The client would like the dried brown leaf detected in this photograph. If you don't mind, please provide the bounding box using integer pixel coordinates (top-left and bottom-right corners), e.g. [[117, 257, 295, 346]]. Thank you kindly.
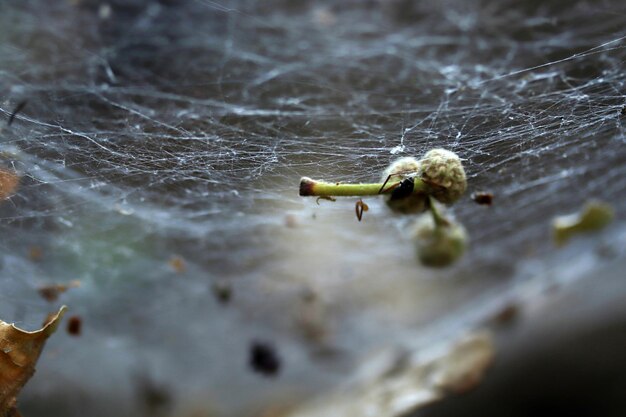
[[0, 306, 66, 417]]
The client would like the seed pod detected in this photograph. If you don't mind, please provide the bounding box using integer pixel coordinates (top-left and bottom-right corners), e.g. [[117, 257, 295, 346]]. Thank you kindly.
[[380, 157, 428, 214], [413, 213, 467, 267], [419, 149, 467, 204]]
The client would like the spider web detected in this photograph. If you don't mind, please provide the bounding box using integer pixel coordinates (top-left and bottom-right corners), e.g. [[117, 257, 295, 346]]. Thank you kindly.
[[1, 0, 625, 416]]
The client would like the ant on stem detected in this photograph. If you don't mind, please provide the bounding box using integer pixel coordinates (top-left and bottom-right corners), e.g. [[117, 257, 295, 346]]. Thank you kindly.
[[378, 171, 417, 201]]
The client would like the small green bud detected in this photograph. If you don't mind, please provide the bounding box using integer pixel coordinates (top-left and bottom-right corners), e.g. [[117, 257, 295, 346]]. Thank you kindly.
[[413, 213, 468, 267], [419, 149, 467, 204], [381, 157, 428, 214]]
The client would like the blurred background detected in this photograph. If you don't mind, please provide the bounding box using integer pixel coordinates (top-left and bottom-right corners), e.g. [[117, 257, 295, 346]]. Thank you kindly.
[[1, 0, 625, 416]]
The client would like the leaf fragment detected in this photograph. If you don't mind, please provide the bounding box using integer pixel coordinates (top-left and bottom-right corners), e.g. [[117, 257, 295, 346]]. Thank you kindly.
[[552, 200, 614, 246], [0, 306, 66, 417]]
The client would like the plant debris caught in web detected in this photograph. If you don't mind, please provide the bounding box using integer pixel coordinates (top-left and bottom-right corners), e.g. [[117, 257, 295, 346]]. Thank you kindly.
[[552, 201, 614, 246], [0, 307, 65, 417], [471, 192, 494, 206], [37, 280, 81, 302]]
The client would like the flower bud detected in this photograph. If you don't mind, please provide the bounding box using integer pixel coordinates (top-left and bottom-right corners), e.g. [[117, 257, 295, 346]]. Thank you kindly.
[[419, 149, 467, 204], [380, 157, 428, 214], [413, 213, 467, 267]]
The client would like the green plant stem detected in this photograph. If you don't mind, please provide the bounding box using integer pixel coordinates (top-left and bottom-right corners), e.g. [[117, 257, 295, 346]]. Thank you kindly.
[[299, 176, 428, 197], [428, 196, 450, 227]]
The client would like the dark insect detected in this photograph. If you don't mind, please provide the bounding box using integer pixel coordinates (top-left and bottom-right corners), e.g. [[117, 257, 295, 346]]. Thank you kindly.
[[389, 177, 415, 201], [622, 106, 626, 116], [355, 199, 369, 221], [67, 315, 82, 336], [7, 100, 27, 126], [471, 191, 494, 206], [249, 341, 281, 377], [378, 172, 416, 200]]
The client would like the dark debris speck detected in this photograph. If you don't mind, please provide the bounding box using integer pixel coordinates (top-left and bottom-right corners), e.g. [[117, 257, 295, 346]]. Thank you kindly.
[[136, 375, 172, 414], [67, 315, 82, 336], [471, 191, 494, 206], [212, 280, 232, 304], [249, 341, 281, 377]]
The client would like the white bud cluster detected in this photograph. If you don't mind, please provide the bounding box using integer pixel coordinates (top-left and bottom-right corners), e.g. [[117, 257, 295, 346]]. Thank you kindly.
[[418, 148, 467, 204]]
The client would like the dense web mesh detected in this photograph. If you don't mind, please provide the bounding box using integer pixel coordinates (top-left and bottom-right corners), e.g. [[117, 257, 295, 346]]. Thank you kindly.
[[0, 0, 625, 416]]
